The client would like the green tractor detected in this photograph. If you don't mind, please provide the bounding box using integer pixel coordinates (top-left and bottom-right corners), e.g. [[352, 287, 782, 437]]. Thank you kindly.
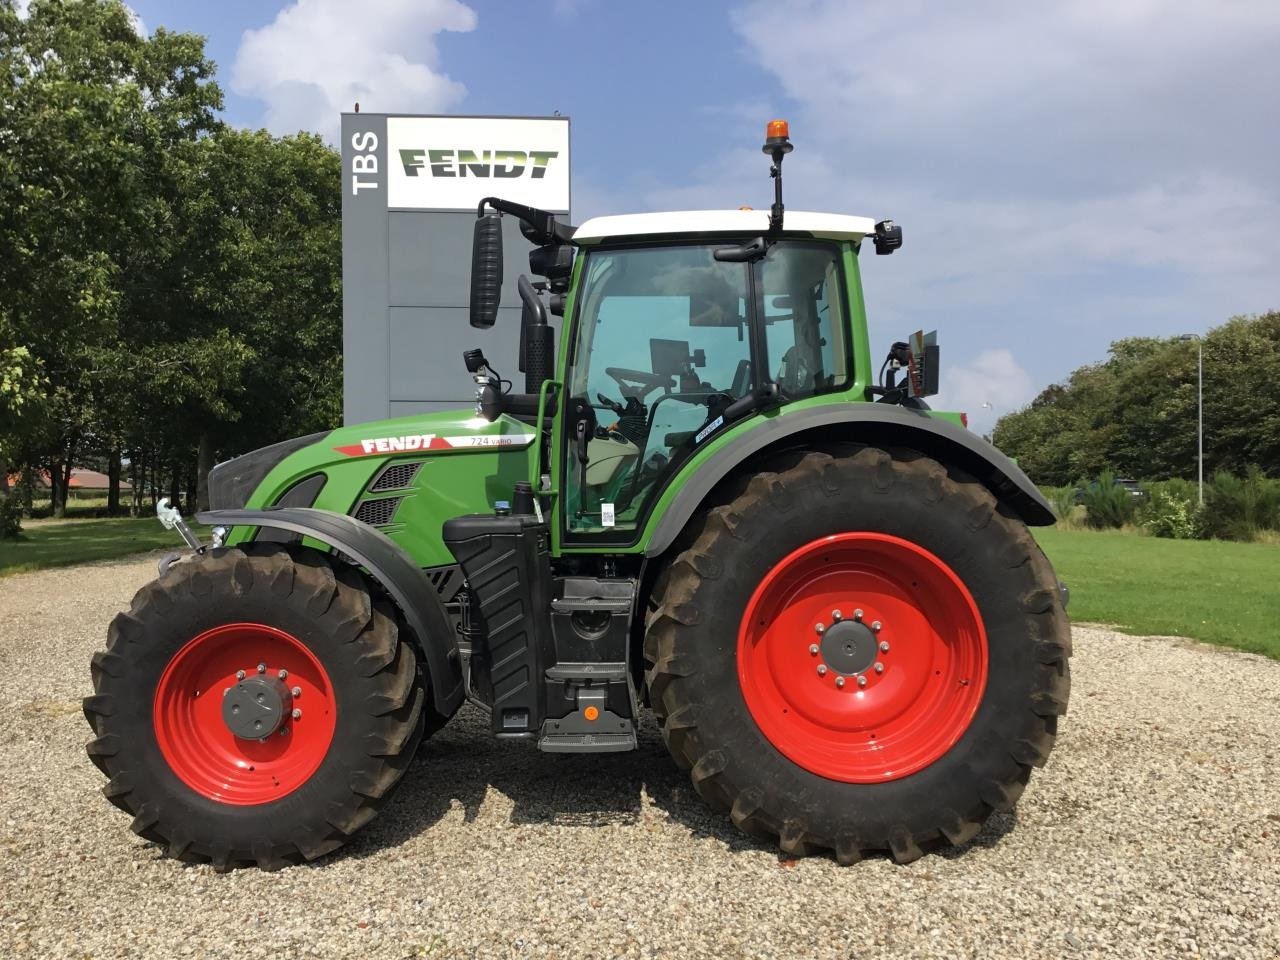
[[85, 122, 1069, 869]]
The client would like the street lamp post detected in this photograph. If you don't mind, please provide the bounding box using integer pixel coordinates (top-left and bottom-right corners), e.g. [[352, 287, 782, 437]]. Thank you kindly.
[[1178, 334, 1204, 505]]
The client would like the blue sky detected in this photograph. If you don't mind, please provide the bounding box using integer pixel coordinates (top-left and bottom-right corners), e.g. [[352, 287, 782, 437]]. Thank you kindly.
[[118, 0, 1280, 431]]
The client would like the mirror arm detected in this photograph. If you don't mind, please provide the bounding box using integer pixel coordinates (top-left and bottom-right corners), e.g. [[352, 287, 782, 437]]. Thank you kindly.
[[478, 197, 575, 245]]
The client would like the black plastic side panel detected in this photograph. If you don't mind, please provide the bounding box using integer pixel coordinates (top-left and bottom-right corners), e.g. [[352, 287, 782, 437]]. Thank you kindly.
[[196, 507, 463, 715], [207, 431, 329, 511], [257, 473, 327, 544], [442, 514, 554, 736], [645, 404, 1056, 557]]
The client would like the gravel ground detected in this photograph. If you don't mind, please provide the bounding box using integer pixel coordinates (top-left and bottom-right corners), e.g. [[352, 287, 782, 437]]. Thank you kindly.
[[1, 554, 1277, 960]]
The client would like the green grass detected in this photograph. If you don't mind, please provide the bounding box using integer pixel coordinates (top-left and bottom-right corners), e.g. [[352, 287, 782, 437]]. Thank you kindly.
[[1034, 526, 1280, 659], [0, 517, 207, 576]]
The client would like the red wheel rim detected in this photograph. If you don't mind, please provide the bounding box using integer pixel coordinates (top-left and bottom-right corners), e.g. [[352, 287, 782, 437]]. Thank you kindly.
[[738, 533, 987, 783], [152, 623, 337, 805]]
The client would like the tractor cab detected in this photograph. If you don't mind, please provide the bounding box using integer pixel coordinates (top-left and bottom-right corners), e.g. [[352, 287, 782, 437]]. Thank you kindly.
[[463, 119, 916, 546], [561, 213, 867, 537]]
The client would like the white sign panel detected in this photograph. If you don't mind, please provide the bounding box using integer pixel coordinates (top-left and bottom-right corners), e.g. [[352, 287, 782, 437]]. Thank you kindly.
[[385, 116, 570, 212]]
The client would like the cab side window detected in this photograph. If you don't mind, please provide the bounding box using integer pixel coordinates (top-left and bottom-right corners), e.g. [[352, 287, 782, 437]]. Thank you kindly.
[[759, 244, 848, 398]]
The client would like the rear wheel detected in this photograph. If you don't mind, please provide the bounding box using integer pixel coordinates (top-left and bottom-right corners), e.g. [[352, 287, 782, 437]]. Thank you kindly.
[[644, 446, 1071, 863], [84, 544, 427, 870]]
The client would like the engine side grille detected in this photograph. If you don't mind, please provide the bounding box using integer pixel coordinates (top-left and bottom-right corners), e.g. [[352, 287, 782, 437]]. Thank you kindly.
[[353, 496, 403, 526], [370, 461, 422, 492]]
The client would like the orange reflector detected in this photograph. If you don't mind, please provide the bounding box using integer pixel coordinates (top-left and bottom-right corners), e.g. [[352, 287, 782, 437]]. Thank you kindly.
[[738, 205, 753, 211], [766, 119, 790, 140], [960, 412, 969, 428], [583, 705, 600, 721]]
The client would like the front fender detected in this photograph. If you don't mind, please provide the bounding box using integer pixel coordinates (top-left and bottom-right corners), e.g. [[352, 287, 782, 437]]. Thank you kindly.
[[197, 507, 463, 716], [644, 404, 1054, 558]]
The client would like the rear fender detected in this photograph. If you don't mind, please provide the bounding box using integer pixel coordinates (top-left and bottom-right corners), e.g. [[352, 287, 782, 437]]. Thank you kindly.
[[644, 404, 1054, 558], [197, 507, 463, 715]]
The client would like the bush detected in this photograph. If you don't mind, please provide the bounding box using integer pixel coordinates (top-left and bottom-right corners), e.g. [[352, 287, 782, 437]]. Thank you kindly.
[[1080, 471, 1138, 529], [1042, 486, 1082, 526], [1139, 489, 1199, 539], [0, 494, 22, 540], [1201, 468, 1280, 541]]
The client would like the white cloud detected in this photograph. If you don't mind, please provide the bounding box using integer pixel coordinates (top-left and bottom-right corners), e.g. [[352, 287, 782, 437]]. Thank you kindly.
[[734, 0, 1280, 199], [230, 0, 477, 142], [939, 348, 1035, 436], [636, 0, 1280, 398]]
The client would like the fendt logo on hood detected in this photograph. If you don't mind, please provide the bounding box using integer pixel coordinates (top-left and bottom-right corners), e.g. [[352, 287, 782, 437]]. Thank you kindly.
[[334, 432, 537, 457], [399, 149, 559, 179]]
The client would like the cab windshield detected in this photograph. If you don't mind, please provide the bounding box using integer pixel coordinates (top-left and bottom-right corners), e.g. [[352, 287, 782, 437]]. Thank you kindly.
[[564, 239, 848, 537]]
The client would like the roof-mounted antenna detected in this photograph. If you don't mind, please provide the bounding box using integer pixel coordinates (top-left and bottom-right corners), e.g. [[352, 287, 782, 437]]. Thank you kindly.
[[762, 119, 793, 232]]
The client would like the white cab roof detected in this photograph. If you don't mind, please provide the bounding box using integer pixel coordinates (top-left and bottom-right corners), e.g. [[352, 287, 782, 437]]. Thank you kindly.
[[572, 209, 877, 244]]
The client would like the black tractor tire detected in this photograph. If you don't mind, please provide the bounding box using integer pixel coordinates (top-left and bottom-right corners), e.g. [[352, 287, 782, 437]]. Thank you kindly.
[[644, 446, 1071, 864], [83, 543, 428, 870]]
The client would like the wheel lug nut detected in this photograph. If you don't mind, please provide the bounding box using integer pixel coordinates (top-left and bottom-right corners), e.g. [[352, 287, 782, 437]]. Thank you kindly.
[[280, 727, 289, 736], [871, 621, 882, 633], [832, 609, 842, 621], [817, 665, 828, 677], [291, 708, 302, 720], [854, 609, 864, 621], [291, 686, 302, 698], [235, 670, 246, 680], [808, 644, 819, 656], [814, 623, 825, 635], [879, 640, 890, 653], [257, 663, 266, 674], [874, 662, 885, 674], [835, 676, 845, 688], [858, 675, 868, 687], [277, 669, 288, 680]]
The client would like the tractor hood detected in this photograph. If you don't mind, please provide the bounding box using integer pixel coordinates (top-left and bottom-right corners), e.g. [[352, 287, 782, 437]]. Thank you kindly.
[[208, 410, 538, 513]]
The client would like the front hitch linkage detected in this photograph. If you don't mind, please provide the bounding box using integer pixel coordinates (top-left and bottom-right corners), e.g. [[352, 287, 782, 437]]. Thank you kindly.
[[155, 498, 225, 574]]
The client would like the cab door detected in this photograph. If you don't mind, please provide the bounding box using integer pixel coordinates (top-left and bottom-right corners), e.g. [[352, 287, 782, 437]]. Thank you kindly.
[[559, 242, 754, 540], [558, 238, 852, 545]]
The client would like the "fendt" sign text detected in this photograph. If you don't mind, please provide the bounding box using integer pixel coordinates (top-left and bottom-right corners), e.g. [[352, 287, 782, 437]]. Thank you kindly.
[[384, 116, 569, 211], [400, 149, 559, 179]]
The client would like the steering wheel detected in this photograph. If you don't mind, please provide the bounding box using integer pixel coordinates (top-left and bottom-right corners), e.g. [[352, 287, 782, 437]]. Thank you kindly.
[[604, 367, 674, 398]]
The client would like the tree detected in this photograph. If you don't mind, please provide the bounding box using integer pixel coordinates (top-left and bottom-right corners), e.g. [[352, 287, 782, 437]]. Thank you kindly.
[[170, 128, 342, 506], [994, 312, 1280, 486], [1, 0, 221, 514]]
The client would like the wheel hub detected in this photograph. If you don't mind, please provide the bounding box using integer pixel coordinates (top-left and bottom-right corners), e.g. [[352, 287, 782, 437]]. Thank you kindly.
[[819, 619, 878, 676], [221, 675, 293, 740]]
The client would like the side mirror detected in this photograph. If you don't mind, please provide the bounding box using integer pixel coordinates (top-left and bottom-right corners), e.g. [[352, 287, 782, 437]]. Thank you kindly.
[[469, 212, 503, 328], [905, 330, 939, 397]]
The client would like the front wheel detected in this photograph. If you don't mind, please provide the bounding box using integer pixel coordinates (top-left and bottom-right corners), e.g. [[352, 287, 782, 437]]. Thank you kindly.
[[84, 544, 427, 870], [644, 446, 1071, 863]]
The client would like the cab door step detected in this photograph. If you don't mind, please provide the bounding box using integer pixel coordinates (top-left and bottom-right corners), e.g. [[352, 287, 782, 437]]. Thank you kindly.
[[538, 666, 638, 753]]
